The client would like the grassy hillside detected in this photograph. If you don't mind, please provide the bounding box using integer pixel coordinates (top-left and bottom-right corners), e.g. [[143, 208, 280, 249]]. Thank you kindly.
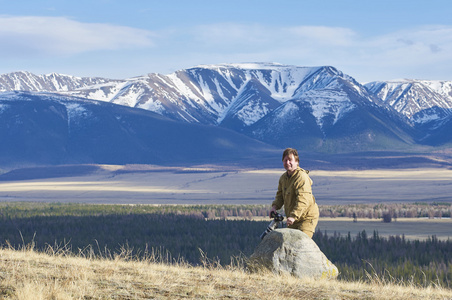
[[1, 248, 451, 299], [1, 202, 451, 288]]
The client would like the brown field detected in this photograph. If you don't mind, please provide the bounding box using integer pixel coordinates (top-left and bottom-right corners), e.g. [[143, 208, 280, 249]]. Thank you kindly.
[[317, 217, 452, 241]]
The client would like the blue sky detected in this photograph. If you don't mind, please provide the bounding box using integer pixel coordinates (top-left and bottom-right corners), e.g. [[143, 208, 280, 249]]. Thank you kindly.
[[1, 0, 451, 82]]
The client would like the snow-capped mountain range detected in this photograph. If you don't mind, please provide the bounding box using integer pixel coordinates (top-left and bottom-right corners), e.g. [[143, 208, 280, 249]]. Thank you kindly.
[[1, 63, 451, 167], [3, 63, 451, 128], [365, 79, 452, 124], [2, 64, 368, 129]]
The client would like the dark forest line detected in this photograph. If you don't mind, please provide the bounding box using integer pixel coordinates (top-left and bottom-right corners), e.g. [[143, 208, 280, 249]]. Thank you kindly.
[[0, 201, 451, 219]]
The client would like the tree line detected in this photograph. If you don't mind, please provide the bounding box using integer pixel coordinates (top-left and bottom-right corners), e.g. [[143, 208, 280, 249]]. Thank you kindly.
[[0, 208, 263, 265], [319, 202, 452, 219], [1, 202, 449, 220]]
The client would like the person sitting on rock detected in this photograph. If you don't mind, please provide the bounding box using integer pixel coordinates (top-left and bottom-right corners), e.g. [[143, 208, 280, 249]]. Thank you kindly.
[[269, 148, 319, 238]]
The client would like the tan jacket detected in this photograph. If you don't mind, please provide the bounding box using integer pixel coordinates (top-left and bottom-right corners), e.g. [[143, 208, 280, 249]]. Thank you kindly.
[[272, 167, 319, 235]]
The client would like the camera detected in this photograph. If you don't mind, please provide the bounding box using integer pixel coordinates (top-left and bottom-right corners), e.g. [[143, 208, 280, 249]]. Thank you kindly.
[[260, 211, 284, 239]]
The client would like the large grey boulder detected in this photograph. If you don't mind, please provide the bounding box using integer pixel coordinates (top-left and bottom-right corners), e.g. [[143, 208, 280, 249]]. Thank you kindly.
[[249, 228, 338, 279]]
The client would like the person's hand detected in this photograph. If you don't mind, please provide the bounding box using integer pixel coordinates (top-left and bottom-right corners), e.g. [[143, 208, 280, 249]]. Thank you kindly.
[[287, 217, 295, 226], [269, 206, 277, 218]]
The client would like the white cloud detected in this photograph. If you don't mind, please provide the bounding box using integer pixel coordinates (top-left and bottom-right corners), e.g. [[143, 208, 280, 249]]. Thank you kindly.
[[168, 23, 452, 81], [190, 23, 355, 49], [2, 16, 452, 82], [336, 25, 452, 80], [0, 16, 155, 57], [284, 26, 357, 46]]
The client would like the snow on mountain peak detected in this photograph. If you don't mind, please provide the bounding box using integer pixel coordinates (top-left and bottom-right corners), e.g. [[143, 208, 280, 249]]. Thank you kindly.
[[195, 62, 285, 70], [365, 79, 452, 124], [302, 89, 356, 128], [237, 99, 271, 126]]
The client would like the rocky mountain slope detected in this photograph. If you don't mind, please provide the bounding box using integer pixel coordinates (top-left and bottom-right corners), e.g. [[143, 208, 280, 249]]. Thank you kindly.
[[0, 91, 276, 167], [365, 79, 452, 123]]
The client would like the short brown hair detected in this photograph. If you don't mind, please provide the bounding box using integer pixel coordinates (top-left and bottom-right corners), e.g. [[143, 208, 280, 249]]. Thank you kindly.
[[282, 148, 299, 162]]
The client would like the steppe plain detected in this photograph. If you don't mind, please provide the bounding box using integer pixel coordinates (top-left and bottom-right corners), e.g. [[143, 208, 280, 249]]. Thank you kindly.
[[0, 164, 451, 240], [1, 164, 451, 204]]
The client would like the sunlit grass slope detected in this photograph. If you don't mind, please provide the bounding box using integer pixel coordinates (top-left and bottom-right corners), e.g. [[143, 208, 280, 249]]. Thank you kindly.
[[1, 248, 451, 299]]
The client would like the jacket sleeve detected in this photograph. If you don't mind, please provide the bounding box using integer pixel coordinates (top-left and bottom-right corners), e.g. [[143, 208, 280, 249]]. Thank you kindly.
[[289, 174, 313, 220], [271, 176, 284, 210]]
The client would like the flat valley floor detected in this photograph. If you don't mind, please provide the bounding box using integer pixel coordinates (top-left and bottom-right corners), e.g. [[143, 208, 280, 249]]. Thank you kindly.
[[0, 165, 451, 240], [1, 166, 451, 204]]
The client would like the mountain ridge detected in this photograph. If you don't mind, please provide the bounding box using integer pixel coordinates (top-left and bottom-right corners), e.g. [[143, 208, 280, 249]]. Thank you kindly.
[[1, 63, 451, 168], [3, 64, 451, 130]]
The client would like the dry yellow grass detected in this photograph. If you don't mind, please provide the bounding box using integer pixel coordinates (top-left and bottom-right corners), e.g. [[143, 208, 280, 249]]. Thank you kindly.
[[1, 248, 451, 300]]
